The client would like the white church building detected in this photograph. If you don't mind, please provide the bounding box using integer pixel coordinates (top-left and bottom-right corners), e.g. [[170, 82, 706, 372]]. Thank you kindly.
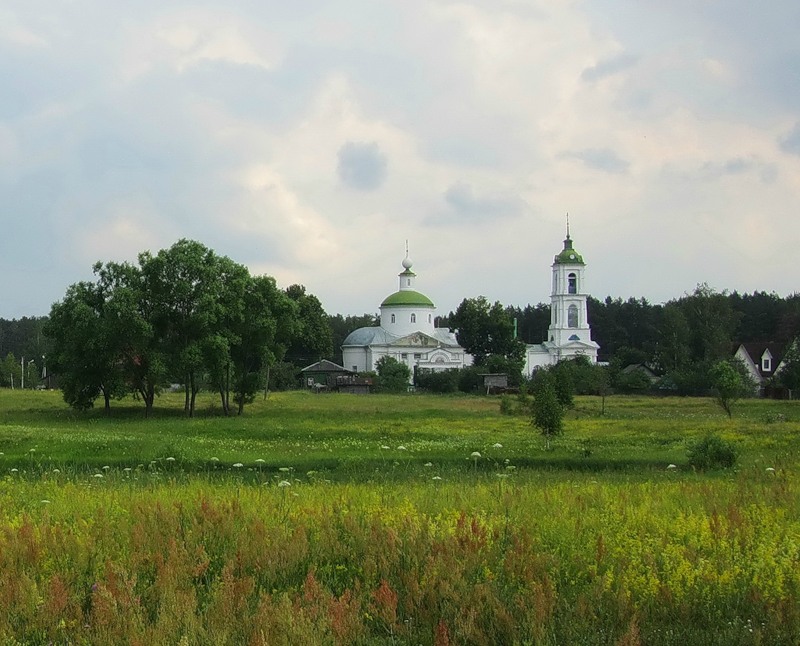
[[524, 229, 600, 376], [341, 255, 471, 376]]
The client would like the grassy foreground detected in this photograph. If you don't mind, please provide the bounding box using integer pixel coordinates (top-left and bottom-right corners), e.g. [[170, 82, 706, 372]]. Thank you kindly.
[[0, 390, 799, 644]]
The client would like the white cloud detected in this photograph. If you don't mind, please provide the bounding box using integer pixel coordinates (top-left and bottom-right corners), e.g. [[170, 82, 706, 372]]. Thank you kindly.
[[2, 0, 800, 318]]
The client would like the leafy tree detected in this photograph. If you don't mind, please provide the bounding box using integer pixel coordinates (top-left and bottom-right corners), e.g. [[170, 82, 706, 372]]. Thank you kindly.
[[139, 240, 235, 417], [451, 296, 525, 380], [537, 361, 575, 409], [709, 359, 752, 418], [775, 341, 800, 392], [0, 353, 20, 388], [530, 372, 564, 449], [45, 280, 126, 412], [654, 303, 691, 372], [375, 356, 411, 392], [284, 285, 334, 366], [680, 284, 740, 363], [46, 239, 311, 417], [97, 259, 167, 418], [228, 275, 297, 414]]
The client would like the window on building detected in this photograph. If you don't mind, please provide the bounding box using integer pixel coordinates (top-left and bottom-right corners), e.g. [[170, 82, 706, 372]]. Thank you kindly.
[[568, 304, 578, 328], [428, 314, 432, 323], [411, 313, 416, 323], [352, 366, 358, 372], [414, 353, 421, 359], [401, 353, 408, 359], [763, 356, 772, 372], [391, 314, 395, 324], [568, 273, 577, 294], [407, 278, 411, 286]]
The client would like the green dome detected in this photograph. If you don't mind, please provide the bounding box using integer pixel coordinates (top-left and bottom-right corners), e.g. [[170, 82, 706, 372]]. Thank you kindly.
[[381, 290, 435, 307], [554, 237, 585, 264]]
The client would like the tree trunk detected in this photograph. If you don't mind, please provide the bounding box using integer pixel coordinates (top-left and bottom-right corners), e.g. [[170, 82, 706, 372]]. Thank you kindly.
[[190, 375, 198, 418]]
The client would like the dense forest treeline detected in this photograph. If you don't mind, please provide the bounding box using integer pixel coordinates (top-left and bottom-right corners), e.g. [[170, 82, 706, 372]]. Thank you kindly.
[[2, 284, 800, 394]]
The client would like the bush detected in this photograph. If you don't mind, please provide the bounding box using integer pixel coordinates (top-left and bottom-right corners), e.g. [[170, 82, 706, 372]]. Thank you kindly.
[[499, 394, 515, 415], [457, 367, 482, 394], [687, 434, 738, 470], [375, 356, 411, 393], [415, 369, 459, 393]]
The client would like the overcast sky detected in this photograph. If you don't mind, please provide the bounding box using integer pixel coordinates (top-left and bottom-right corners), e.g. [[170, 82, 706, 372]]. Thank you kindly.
[[2, 1, 800, 319]]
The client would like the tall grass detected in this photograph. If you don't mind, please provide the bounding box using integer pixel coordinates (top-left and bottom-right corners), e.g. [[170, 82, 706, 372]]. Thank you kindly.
[[0, 390, 799, 643]]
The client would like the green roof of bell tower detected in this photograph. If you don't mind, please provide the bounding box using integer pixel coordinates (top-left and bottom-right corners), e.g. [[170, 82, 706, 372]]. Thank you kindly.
[[554, 235, 585, 264]]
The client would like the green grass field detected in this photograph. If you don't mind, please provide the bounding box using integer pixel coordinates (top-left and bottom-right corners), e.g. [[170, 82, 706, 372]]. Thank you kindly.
[[1, 390, 799, 644]]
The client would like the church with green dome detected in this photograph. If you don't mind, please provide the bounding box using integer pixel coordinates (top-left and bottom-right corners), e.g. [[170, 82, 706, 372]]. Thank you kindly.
[[341, 254, 471, 376]]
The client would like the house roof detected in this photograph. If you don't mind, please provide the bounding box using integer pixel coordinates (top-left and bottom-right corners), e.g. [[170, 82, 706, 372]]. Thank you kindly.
[[301, 359, 352, 373], [735, 341, 788, 380]]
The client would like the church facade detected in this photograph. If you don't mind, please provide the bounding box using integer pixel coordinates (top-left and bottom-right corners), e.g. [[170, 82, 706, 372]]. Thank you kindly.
[[523, 231, 600, 376], [341, 255, 471, 376]]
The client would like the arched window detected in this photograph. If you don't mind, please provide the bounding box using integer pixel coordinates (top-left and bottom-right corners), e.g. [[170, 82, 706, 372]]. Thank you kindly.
[[428, 314, 432, 323], [411, 313, 416, 323], [391, 314, 395, 324], [568, 304, 578, 328], [568, 273, 577, 294], [407, 279, 411, 286]]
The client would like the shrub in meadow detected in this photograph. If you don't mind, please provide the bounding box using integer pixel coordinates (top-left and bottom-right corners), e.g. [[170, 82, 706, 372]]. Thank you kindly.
[[687, 434, 738, 470]]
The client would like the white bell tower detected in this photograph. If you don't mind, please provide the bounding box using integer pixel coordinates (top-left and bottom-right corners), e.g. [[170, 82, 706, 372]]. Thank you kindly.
[[546, 220, 598, 360]]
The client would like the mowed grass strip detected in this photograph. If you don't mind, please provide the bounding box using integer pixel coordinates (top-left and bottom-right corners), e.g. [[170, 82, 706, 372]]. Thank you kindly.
[[1, 389, 798, 477]]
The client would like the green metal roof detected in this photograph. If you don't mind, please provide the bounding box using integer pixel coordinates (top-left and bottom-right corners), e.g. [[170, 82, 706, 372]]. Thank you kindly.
[[380, 290, 435, 307], [554, 237, 585, 264]]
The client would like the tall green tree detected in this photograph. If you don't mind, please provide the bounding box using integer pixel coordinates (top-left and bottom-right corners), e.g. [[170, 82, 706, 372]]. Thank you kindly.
[[530, 371, 564, 449], [95, 259, 167, 418], [45, 280, 126, 413], [680, 284, 740, 363], [451, 296, 525, 378], [228, 275, 298, 415], [655, 303, 691, 372], [284, 285, 333, 365], [139, 240, 234, 417]]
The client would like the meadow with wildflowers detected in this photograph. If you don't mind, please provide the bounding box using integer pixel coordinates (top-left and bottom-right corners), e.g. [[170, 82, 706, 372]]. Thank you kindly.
[[1, 389, 799, 644]]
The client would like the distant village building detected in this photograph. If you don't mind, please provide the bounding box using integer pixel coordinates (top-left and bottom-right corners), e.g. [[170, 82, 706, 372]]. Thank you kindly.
[[300, 359, 374, 394], [341, 254, 471, 377], [734, 342, 789, 393], [524, 229, 600, 376]]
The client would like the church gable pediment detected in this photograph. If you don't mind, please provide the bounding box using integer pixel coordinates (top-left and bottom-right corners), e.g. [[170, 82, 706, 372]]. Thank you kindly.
[[390, 331, 438, 347]]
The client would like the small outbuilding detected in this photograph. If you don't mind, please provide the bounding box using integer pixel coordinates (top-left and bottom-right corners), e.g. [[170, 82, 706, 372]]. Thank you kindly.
[[301, 360, 354, 390]]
